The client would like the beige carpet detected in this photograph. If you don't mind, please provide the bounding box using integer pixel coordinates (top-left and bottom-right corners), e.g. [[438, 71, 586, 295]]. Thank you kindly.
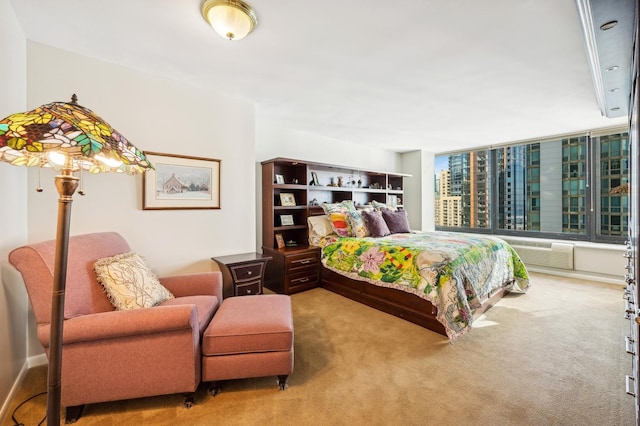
[[3, 272, 635, 426]]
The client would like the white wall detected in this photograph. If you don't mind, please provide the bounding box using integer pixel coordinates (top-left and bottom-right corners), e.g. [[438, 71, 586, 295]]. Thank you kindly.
[[255, 120, 401, 171], [26, 42, 257, 276], [0, 0, 28, 419], [400, 150, 435, 231]]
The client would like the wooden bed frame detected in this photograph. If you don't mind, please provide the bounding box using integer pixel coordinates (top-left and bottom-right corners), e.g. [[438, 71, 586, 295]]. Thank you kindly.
[[321, 266, 509, 337]]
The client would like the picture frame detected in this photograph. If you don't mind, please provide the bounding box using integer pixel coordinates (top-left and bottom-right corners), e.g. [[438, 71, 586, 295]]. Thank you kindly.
[[280, 193, 296, 206], [143, 152, 221, 210], [311, 171, 320, 186], [280, 214, 294, 226], [275, 174, 285, 184], [275, 233, 285, 249]]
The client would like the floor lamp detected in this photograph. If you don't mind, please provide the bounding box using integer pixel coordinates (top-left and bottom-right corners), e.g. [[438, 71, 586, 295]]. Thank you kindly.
[[0, 95, 153, 426]]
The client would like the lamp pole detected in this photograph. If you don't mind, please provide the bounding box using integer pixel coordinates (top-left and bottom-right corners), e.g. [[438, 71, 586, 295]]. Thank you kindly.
[[47, 158, 78, 426]]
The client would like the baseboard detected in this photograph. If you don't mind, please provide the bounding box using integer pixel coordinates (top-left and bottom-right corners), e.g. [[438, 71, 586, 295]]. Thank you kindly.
[[0, 361, 29, 425], [0, 354, 47, 425], [527, 266, 624, 286], [28, 353, 47, 368]]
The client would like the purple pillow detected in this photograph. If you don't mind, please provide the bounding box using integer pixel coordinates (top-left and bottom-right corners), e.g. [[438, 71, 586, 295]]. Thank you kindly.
[[381, 208, 410, 234], [362, 210, 391, 237]]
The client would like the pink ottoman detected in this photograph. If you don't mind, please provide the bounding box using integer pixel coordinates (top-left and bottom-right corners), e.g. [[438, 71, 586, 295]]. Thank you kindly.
[[202, 294, 294, 394]]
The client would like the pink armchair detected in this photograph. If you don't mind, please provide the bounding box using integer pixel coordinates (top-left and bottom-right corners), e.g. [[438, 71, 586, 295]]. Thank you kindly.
[[8, 232, 222, 423]]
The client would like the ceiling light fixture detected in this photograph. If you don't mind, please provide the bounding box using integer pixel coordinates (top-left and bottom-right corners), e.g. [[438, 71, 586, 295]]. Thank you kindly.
[[201, 0, 257, 41]]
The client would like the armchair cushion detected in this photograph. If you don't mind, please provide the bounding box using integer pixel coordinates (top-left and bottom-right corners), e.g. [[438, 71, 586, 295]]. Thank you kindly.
[[94, 252, 174, 310]]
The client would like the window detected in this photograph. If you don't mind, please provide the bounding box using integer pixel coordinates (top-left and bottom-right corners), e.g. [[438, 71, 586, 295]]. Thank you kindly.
[[435, 150, 491, 229], [434, 131, 628, 243]]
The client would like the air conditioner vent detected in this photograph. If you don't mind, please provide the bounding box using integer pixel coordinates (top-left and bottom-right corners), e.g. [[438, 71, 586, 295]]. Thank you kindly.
[[510, 241, 574, 270]]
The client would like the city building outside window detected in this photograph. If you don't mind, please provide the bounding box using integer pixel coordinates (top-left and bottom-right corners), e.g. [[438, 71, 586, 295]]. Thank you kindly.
[[434, 131, 628, 243]]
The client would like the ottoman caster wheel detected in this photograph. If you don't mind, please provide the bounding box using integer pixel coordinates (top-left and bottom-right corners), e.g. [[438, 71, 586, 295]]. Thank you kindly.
[[207, 382, 222, 396], [277, 375, 289, 391], [183, 393, 195, 408]]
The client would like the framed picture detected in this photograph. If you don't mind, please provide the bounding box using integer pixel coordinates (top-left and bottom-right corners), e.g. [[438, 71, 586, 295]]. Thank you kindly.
[[311, 172, 320, 186], [275, 174, 285, 184], [275, 233, 285, 249], [280, 193, 296, 206], [143, 152, 221, 210], [280, 214, 294, 226]]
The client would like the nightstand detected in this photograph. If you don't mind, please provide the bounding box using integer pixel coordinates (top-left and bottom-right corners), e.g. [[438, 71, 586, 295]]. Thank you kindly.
[[212, 253, 272, 298], [262, 246, 320, 294]]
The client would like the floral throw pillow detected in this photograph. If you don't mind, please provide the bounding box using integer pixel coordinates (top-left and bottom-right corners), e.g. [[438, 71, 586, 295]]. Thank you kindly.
[[372, 200, 397, 211], [322, 201, 356, 237], [346, 208, 371, 238], [94, 252, 174, 310]]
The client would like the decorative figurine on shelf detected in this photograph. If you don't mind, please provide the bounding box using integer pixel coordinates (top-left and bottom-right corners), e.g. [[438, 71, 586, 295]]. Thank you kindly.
[[337, 176, 344, 187], [309, 198, 319, 206], [358, 179, 362, 188], [328, 177, 337, 187]]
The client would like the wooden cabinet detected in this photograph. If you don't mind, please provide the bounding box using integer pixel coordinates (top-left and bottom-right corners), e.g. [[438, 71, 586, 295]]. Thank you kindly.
[[261, 157, 409, 295], [212, 253, 272, 298], [263, 246, 320, 294]]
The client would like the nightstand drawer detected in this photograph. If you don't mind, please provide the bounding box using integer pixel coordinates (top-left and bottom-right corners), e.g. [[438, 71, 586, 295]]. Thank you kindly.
[[285, 251, 319, 274], [236, 281, 262, 296], [230, 262, 265, 283], [287, 269, 319, 290]]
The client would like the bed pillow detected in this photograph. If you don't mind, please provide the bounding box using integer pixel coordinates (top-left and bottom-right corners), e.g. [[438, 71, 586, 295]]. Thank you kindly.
[[308, 215, 336, 246], [382, 208, 411, 234], [346, 208, 371, 238], [362, 210, 391, 237], [372, 200, 397, 211], [322, 201, 356, 237], [94, 252, 174, 310]]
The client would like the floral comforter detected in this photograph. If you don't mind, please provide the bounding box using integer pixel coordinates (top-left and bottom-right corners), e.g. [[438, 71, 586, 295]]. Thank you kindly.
[[320, 231, 530, 339]]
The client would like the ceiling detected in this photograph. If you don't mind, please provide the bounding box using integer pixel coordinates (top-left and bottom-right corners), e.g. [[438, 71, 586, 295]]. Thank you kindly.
[[8, 0, 633, 153]]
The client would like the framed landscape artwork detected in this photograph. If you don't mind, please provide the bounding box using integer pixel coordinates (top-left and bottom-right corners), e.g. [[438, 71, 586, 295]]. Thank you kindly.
[[143, 152, 221, 210]]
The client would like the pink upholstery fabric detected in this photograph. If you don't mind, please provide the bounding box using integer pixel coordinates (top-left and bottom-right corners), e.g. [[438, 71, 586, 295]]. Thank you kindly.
[[9, 232, 129, 321], [203, 295, 293, 355], [202, 351, 294, 382], [8, 232, 223, 408], [202, 294, 294, 382]]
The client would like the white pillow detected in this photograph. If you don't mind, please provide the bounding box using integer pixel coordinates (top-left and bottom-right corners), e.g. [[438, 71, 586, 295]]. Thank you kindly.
[[94, 252, 173, 310], [308, 215, 336, 246]]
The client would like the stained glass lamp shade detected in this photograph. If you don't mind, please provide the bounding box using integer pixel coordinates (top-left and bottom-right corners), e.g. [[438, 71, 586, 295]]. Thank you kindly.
[[0, 95, 153, 426], [0, 94, 152, 173]]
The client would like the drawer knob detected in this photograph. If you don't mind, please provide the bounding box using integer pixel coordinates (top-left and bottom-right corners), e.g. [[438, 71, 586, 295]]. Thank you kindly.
[[247, 289, 252, 294], [247, 271, 252, 275]]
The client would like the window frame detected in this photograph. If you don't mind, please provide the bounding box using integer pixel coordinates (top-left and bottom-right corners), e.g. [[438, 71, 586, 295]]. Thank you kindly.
[[434, 129, 628, 244]]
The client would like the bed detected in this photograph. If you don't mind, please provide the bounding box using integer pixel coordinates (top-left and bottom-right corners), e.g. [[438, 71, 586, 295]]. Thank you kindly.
[[309, 207, 530, 340]]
